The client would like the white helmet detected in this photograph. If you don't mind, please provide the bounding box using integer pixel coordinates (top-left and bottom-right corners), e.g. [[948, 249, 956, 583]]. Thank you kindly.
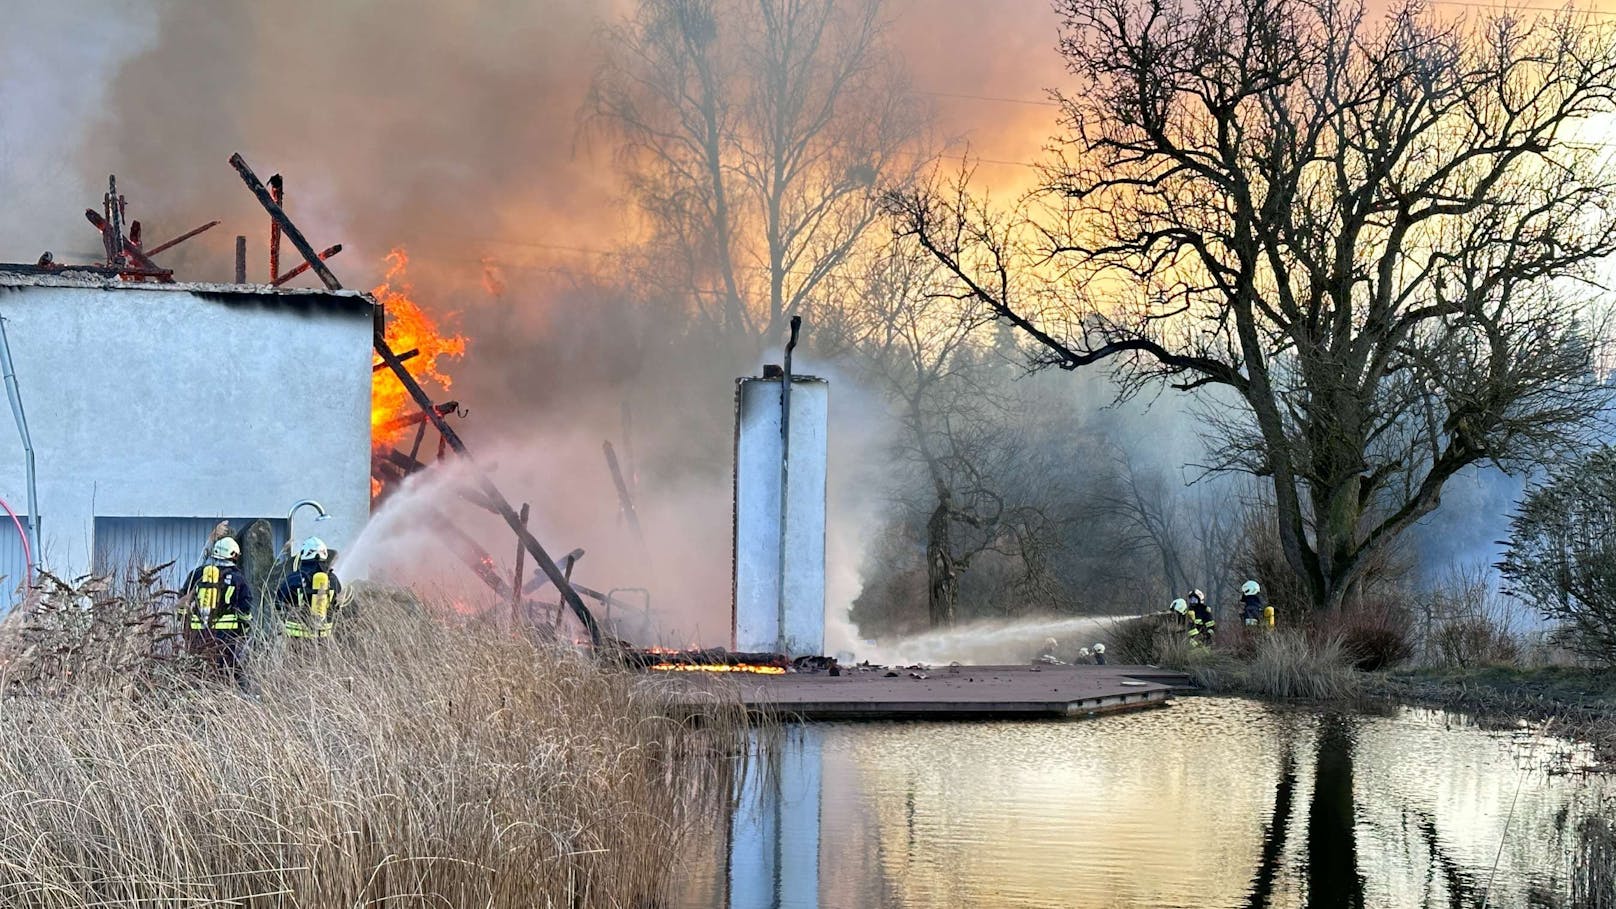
[[1171, 598, 1188, 614], [211, 538, 240, 562], [1079, 647, 1091, 657], [1189, 589, 1205, 603], [297, 536, 329, 562], [1093, 643, 1106, 655], [1242, 580, 1261, 597]]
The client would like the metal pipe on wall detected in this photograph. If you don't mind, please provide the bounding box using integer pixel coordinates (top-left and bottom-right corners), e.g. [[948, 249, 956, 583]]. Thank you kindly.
[[776, 316, 802, 654], [0, 314, 39, 572]]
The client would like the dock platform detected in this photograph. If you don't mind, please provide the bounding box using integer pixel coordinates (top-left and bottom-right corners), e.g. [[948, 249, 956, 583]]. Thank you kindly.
[[659, 663, 1196, 721]]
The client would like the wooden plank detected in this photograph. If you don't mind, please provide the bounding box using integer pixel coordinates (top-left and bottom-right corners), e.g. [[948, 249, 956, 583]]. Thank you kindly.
[[603, 440, 646, 548], [511, 503, 529, 627], [145, 220, 220, 257]]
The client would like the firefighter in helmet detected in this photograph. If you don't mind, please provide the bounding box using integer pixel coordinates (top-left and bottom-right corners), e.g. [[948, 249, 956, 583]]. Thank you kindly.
[[1240, 579, 1266, 628], [1169, 597, 1190, 630], [1185, 588, 1215, 646], [180, 536, 254, 678], [275, 537, 345, 640]]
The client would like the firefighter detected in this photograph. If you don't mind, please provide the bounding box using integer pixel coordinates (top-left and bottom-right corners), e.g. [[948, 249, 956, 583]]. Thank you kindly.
[[1092, 642, 1107, 666], [1240, 579, 1266, 628], [275, 537, 344, 640], [1169, 597, 1190, 629], [1186, 588, 1215, 646], [180, 537, 253, 679]]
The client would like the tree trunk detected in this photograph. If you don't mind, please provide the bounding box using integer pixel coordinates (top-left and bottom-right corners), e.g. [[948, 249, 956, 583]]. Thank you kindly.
[[927, 493, 957, 627]]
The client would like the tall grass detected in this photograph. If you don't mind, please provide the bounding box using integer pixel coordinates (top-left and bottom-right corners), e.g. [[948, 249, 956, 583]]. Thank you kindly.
[[1107, 613, 1363, 701], [1236, 631, 1361, 700], [0, 579, 748, 907]]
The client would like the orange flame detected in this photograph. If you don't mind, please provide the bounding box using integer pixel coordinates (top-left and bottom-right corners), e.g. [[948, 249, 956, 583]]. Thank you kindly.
[[648, 663, 788, 674], [371, 248, 467, 451]]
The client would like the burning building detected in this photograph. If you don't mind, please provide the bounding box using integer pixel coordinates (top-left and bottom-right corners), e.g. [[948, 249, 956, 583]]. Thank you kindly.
[[0, 268, 374, 603]]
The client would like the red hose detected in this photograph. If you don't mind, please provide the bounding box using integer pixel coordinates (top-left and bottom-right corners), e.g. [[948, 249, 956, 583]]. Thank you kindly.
[[0, 495, 33, 589]]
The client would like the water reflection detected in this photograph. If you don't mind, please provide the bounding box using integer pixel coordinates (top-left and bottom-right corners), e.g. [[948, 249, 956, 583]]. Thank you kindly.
[[1306, 716, 1363, 909], [675, 698, 1610, 909]]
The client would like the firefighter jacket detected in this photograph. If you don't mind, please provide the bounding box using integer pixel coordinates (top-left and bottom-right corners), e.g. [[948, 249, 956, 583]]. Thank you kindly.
[[181, 561, 253, 632], [1187, 597, 1216, 641], [1241, 594, 1265, 626], [275, 563, 344, 639]]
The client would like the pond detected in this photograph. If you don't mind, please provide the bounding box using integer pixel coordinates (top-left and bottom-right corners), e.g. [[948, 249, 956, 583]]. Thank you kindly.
[[673, 697, 1611, 908]]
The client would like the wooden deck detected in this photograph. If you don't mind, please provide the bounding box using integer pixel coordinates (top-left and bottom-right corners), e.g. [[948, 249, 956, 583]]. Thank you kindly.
[[658, 663, 1196, 721]]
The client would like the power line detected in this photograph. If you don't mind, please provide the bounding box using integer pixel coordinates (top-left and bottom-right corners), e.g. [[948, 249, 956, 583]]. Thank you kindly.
[[1428, 0, 1616, 17], [919, 89, 1060, 108]]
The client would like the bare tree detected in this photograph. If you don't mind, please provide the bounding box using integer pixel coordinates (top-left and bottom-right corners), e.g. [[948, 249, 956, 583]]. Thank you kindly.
[[892, 0, 1616, 612], [826, 241, 1054, 626], [1095, 454, 1193, 599], [589, 0, 927, 342]]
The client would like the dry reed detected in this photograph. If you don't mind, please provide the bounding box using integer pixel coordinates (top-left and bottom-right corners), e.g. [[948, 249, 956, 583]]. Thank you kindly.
[[0, 579, 748, 908]]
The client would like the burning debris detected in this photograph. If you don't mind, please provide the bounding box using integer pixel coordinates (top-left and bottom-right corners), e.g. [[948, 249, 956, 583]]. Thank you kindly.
[[370, 249, 467, 452], [28, 176, 219, 283], [622, 647, 792, 675]]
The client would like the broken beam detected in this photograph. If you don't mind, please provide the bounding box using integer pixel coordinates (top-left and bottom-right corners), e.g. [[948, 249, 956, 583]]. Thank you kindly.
[[144, 220, 220, 257], [271, 243, 342, 287], [373, 348, 419, 371], [85, 210, 172, 279], [523, 549, 586, 595], [376, 400, 458, 434], [269, 174, 283, 283], [229, 154, 341, 291], [424, 505, 513, 600], [603, 440, 648, 550]]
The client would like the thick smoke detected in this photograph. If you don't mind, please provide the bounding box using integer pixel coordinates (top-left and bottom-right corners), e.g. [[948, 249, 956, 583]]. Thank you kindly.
[[0, 0, 624, 290]]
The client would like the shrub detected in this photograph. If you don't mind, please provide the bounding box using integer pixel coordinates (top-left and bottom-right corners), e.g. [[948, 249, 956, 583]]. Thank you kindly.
[[0, 582, 747, 907], [1431, 617, 1521, 668], [1414, 565, 1526, 669], [1312, 597, 1414, 671], [1105, 614, 1183, 665]]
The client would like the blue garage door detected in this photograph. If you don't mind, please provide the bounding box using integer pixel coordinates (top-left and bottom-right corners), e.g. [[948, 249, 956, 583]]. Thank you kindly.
[[0, 514, 32, 613], [93, 517, 288, 593]]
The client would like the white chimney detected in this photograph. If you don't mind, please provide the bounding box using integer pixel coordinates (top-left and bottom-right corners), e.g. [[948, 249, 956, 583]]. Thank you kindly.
[[732, 371, 828, 656]]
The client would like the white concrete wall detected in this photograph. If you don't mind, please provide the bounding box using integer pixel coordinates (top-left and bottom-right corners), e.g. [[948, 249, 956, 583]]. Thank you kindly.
[[0, 276, 373, 580], [733, 375, 828, 656]]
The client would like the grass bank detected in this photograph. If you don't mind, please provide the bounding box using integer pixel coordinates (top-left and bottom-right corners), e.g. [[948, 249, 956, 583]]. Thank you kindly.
[[0, 579, 748, 907], [1108, 613, 1616, 754], [1109, 617, 1363, 701]]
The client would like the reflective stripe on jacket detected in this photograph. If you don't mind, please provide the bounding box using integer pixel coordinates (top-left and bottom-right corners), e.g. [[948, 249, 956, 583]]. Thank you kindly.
[[277, 566, 342, 638]]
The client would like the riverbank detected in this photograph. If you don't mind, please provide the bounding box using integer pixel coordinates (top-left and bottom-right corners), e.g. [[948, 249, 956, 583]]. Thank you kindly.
[[0, 580, 748, 908], [1110, 616, 1616, 759], [1369, 666, 1616, 753]]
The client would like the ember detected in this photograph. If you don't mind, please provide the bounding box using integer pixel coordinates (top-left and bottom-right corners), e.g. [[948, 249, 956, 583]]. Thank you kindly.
[[647, 663, 787, 675], [371, 248, 466, 451], [623, 646, 792, 674]]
